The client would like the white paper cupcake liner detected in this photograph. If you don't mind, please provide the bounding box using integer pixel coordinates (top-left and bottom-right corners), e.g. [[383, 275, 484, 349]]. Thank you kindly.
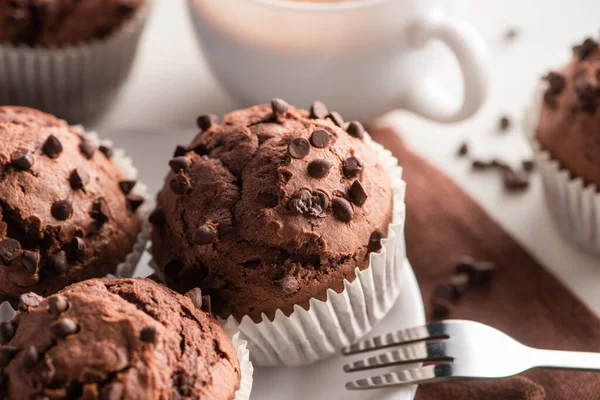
[[524, 82, 600, 255], [0, 2, 150, 123]]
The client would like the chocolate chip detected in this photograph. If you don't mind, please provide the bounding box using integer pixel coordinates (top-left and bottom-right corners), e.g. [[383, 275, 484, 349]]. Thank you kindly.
[[192, 225, 216, 245], [100, 382, 124, 400], [19, 292, 42, 311], [169, 157, 190, 173], [471, 159, 490, 170], [127, 194, 145, 212], [574, 73, 600, 113], [503, 168, 529, 191], [79, 138, 97, 159], [118, 180, 136, 195], [48, 295, 68, 315], [288, 138, 310, 159], [498, 115, 510, 132], [99, 145, 113, 159], [471, 261, 497, 287], [368, 230, 385, 253], [242, 259, 261, 270], [287, 189, 329, 217], [271, 98, 290, 116], [43, 135, 63, 159], [457, 142, 469, 157], [522, 159, 535, 172], [173, 145, 188, 158], [332, 197, 353, 222], [0, 321, 15, 345], [50, 251, 68, 273], [0, 346, 19, 367], [278, 276, 299, 295], [185, 287, 203, 309], [68, 237, 85, 261], [347, 121, 365, 139], [11, 149, 33, 170], [451, 273, 470, 297], [343, 156, 364, 178], [543, 71, 566, 99], [432, 298, 454, 319], [23, 345, 39, 372], [310, 130, 330, 148], [326, 111, 344, 127], [51, 200, 72, 221], [310, 101, 329, 119], [0, 238, 21, 264], [90, 199, 109, 226], [21, 250, 39, 274], [50, 318, 78, 338], [201, 295, 212, 314], [170, 173, 191, 195], [573, 37, 598, 60], [349, 180, 368, 207], [139, 327, 157, 343], [307, 159, 333, 179], [69, 167, 89, 190], [149, 208, 166, 227]]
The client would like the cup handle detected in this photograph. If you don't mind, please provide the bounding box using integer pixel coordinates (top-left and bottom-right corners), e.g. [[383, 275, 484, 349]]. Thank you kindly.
[[403, 13, 490, 123]]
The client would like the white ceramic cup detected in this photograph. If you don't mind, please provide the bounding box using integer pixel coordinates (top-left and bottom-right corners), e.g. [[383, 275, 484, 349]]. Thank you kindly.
[[187, 0, 490, 123]]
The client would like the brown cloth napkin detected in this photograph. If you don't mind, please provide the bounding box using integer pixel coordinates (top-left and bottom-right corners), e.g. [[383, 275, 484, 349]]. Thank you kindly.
[[369, 126, 600, 400]]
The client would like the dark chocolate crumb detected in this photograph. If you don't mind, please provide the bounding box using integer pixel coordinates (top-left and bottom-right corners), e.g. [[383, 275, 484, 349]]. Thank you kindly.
[[287, 190, 329, 218], [173, 145, 188, 158], [69, 167, 89, 190], [139, 327, 157, 344], [90, 199, 110, 226], [367, 231, 385, 253]]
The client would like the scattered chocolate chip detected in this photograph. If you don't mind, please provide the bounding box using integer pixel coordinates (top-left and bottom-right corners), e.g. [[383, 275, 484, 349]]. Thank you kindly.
[[349, 180, 368, 207], [433, 283, 457, 302], [50, 251, 68, 273], [68, 237, 86, 261], [43, 135, 63, 159], [574, 73, 600, 113], [504, 27, 518, 41], [332, 197, 353, 222], [19, 292, 42, 311], [0, 238, 21, 264], [118, 180, 136, 195], [451, 273, 470, 297], [471, 159, 490, 170], [471, 261, 497, 287], [90, 199, 109, 226], [21, 250, 39, 274], [139, 327, 157, 343], [51, 200, 73, 221], [326, 111, 344, 127], [127, 194, 145, 212], [11, 149, 33, 170], [201, 295, 212, 314], [185, 287, 203, 309], [173, 145, 188, 158], [288, 138, 310, 159], [346, 121, 365, 139], [0, 346, 19, 367], [170, 173, 191, 195], [432, 298, 454, 319], [343, 156, 364, 178], [149, 208, 166, 227], [368, 230, 385, 253], [242, 259, 261, 269], [310, 101, 329, 119], [278, 276, 299, 295], [0, 321, 15, 345], [307, 159, 333, 179], [573, 37, 598, 60], [192, 225, 216, 245], [23, 345, 39, 372], [196, 113, 218, 131], [543, 71, 566, 100], [69, 167, 89, 190], [48, 295, 68, 316], [100, 382, 124, 400], [287, 189, 329, 217], [498, 115, 511, 132], [310, 129, 330, 148], [503, 168, 529, 191], [169, 157, 190, 173], [50, 318, 78, 338], [99, 145, 113, 159], [271, 98, 290, 116], [522, 159, 535, 172], [457, 142, 469, 157], [79, 138, 97, 159]]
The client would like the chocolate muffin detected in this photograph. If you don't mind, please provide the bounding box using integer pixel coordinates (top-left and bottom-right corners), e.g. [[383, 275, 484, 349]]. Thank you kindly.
[[0, 0, 145, 46], [0, 278, 241, 399], [0, 106, 143, 302], [536, 36, 600, 187], [151, 100, 394, 321]]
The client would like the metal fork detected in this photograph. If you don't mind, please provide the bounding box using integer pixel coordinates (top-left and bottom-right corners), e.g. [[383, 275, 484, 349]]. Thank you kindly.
[[342, 320, 600, 390]]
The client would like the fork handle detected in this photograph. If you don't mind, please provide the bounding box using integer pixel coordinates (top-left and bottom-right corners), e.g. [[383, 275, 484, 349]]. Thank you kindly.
[[534, 349, 600, 371]]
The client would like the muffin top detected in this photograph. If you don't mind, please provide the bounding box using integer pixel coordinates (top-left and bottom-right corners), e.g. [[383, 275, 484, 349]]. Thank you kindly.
[[151, 100, 394, 321], [0, 106, 142, 301], [0, 0, 145, 47], [0, 278, 241, 399], [536, 36, 600, 187]]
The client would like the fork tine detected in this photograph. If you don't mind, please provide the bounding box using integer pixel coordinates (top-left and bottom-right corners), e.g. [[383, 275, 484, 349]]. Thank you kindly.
[[343, 342, 451, 373], [346, 364, 446, 390], [341, 323, 447, 356]]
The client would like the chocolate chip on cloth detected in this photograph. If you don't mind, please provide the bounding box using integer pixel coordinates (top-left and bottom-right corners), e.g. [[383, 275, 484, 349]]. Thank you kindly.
[[0, 0, 146, 46], [152, 101, 393, 321], [0, 107, 142, 303], [0, 278, 241, 400]]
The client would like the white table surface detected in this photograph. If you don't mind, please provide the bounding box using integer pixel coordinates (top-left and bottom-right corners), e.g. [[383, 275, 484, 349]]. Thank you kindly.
[[94, 0, 600, 397]]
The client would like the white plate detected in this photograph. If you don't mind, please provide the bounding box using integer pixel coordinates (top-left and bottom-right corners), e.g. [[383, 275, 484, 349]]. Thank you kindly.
[[251, 260, 426, 400]]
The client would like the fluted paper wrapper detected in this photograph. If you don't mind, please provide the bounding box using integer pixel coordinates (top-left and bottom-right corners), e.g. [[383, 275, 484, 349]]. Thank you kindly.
[[0, 3, 150, 123], [524, 82, 600, 255], [222, 134, 407, 366]]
